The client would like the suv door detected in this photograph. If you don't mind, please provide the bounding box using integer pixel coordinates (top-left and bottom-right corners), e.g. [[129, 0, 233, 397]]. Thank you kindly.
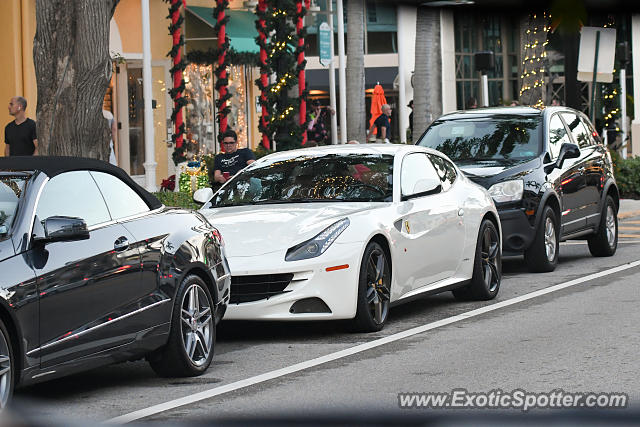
[[561, 112, 602, 223], [31, 171, 142, 368], [563, 113, 607, 229], [546, 113, 587, 235]]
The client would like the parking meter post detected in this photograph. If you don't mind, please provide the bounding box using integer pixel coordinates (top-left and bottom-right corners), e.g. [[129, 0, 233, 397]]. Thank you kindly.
[[590, 31, 600, 123]]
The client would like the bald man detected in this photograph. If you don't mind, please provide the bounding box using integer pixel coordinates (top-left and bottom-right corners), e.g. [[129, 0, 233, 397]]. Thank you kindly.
[[5, 96, 37, 156]]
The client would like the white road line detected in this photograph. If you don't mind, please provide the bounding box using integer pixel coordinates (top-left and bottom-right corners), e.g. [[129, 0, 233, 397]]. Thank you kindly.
[[107, 259, 640, 424]]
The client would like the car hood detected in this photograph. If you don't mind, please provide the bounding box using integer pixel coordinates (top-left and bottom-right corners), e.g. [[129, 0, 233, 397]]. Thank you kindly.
[[458, 158, 541, 187], [200, 202, 382, 257]]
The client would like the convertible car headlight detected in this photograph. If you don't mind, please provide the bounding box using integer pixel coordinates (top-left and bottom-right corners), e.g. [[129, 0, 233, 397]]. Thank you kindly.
[[488, 179, 523, 203], [285, 218, 350, 262]]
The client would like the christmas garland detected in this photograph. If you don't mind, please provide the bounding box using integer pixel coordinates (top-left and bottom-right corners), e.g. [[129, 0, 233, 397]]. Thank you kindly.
[[186, 48, 258, 66], [255, 0, 271, 149], [165, 0, 188, 165], [295, 0, 309, 145], [264, 0, 305, 151], [214, 0, 231, 142]]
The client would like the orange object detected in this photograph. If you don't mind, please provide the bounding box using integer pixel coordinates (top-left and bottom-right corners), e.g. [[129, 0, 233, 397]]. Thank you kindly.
[[369, 84, 387, 135], [326, 264, 350, 272]]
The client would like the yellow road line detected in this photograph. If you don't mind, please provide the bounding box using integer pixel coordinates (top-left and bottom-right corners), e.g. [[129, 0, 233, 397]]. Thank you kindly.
[[619, 226, 640, 231], [619, 234, 640, 238]]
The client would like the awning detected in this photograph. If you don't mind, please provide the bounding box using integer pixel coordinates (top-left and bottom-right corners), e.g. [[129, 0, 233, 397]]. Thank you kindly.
[[186, 6, 259, 54], [306, 67, 398, 91]]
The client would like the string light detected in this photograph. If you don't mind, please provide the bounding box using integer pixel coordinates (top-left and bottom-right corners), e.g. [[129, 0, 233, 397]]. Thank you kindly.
[[519, 12, 550, 108]]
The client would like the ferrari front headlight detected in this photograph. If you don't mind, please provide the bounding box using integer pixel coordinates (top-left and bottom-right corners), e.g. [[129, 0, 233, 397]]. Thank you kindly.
[[285, 218, 350, 261], [488, 179, 523, 203]]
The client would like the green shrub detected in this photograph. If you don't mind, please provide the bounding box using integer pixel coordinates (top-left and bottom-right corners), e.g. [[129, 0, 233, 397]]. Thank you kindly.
[[153, 191, 200, 210], [610, 151, 640, 199]]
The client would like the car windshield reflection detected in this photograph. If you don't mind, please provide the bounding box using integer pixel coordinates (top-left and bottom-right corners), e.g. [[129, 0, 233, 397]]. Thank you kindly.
[[418, 115, 542, 163], [210, 153, 394, 207]]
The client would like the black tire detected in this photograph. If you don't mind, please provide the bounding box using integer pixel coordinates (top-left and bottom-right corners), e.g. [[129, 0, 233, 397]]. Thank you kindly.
[[0, 319, 14, 409], [588, 195, 618, 257], [452, 219, 501, 301], [351, 242, 391, 332], [149, 275, 216, 377], [524, 206, 559, 273]]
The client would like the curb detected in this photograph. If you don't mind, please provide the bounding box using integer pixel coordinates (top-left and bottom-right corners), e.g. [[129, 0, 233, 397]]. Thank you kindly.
[[619, 210, 640, 219]]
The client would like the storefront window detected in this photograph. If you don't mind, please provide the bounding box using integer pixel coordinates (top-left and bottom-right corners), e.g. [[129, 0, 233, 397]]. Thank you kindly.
[[184, 64, 216, 155]]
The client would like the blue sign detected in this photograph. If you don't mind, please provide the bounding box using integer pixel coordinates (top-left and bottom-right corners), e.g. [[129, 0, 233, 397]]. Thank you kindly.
[[319, 22, 332, 67]]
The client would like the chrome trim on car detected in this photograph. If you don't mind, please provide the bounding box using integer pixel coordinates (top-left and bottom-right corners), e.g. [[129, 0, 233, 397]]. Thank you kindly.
[[26, 299, 171, 356], [31, 370, 56, 379]]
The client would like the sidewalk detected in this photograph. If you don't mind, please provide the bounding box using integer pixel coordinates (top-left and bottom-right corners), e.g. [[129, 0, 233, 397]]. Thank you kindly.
[[619, 199, 640, 218]]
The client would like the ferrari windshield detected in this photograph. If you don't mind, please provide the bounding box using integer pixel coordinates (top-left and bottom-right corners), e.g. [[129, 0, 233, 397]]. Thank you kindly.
[[0, 174, 27, 236], [210, 153, 394, 207], [417, 115, 542, 163]]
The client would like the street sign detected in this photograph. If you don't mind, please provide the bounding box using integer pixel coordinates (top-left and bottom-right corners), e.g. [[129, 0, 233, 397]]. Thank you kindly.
[[319, 22, 332, 67], [577, 27, 616, 83]]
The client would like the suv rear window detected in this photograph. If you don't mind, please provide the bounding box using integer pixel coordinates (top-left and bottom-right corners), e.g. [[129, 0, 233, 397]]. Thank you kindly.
[[417, 115, 542, 163]]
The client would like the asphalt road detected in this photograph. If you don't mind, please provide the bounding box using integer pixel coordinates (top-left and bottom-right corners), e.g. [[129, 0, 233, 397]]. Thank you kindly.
[[10, 213, 640, 424]]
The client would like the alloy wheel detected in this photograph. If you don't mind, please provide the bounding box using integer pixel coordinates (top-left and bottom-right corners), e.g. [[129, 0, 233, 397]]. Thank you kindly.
[[365, 248, 390, 325], [606, 205, 616, 247], [544, 216, 557, 262], [180, 284, 213, 367], [481, 225, 500, 292], [0, 330, 11, 409]]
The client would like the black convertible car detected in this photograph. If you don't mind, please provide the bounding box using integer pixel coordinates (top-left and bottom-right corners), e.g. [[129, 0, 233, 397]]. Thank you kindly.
[[0, 157, 230, 407]]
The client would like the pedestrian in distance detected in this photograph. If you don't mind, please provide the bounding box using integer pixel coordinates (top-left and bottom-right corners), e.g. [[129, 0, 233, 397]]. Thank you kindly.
[[407, 99, 414, 138], [213, 129, 255, 184], [466, 97, 478, 110], [4, 96, 37, 156], [307, 99, 335, 145], [102, 106, 118, 166], [368, 104, 392, 143]]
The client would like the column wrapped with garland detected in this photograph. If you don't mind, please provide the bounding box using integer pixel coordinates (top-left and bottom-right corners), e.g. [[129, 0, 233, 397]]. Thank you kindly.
[[519, 12, 550, 108], [214, 0, 231, 146], [295, 0, 309, 145], [255, 0, 271, 149], [265, 0, 305, 151], [166, 0, 188, 164]]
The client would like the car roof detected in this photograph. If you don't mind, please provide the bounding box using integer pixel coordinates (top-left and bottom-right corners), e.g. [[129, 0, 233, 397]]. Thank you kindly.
[[0, 156, 161, 209], [259, 143, 441, 161], [437, 106, 543, 120]]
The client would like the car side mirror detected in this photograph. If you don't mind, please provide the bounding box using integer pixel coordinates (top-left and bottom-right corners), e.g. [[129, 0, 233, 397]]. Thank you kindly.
[[544, 143, 580, 174], [193, 188, 214, 205], [402, 178, 442, 201], [33, 216, 89, 244]]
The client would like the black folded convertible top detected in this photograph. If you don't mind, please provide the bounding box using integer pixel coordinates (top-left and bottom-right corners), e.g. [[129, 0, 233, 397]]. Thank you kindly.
[[0, 156, 162, 209]]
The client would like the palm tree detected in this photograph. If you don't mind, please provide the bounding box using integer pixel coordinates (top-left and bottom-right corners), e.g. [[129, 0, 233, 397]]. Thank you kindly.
[[413, 6, 442, 143], [346, 0, 366, 142]]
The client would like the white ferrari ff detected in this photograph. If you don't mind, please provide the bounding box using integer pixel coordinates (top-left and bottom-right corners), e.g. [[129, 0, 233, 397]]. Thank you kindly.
[[196, 144, 501, 332]]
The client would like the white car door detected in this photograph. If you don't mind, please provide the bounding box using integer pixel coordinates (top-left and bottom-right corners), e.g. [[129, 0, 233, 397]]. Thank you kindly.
[[393, 152, 465, 298]]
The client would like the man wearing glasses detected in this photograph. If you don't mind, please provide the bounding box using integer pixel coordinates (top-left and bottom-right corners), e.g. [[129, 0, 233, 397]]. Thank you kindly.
[[213, 129, 256, 184]]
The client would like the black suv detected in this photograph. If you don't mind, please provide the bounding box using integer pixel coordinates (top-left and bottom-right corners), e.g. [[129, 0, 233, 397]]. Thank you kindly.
[[417, 106, 618, 272]]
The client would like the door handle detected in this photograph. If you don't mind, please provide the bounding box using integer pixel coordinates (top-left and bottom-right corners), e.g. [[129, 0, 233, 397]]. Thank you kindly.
[[114, 237, 129, 251]]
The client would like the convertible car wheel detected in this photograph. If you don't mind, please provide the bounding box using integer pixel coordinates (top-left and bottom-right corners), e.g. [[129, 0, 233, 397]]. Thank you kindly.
[[149, 275, 215, 377], [588, 195, 618, 257], [453, 219, 501, 301], [351, 242, 391, 332], [0, 319, 13, 409]]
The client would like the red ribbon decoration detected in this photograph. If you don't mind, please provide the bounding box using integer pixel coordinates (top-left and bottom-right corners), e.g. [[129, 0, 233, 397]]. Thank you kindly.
[[257, 0, 270, 149], [297, 0, 308, 145], [216, 0, 228, 141], [170, 0, 185, 148]]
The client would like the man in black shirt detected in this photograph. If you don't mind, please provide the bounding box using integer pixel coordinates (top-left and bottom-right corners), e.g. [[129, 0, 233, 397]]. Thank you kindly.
[[4, 96, 37, 156], [213, 129, 256, 184], [368, 104, 392, 143]]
